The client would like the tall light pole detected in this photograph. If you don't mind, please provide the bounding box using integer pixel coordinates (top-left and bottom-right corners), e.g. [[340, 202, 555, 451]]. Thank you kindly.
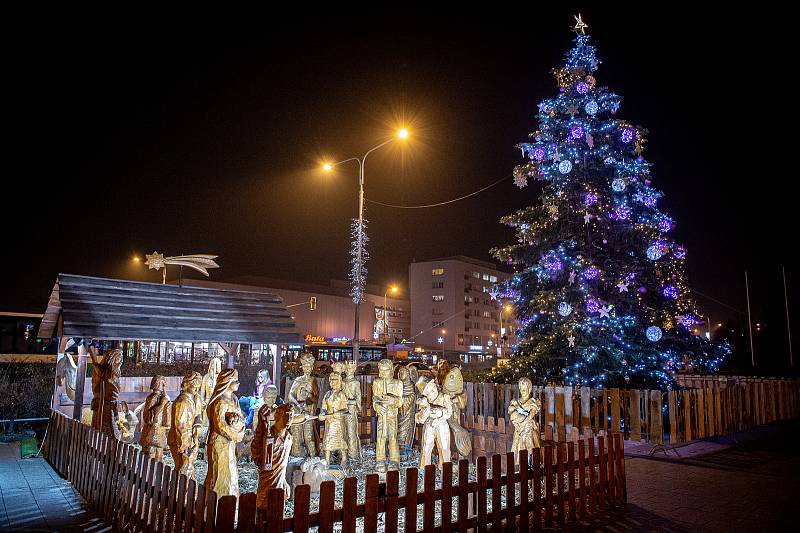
[[384, 285, 399, 343], [323, 129, 409, 362], [499, 304, 512, 358]]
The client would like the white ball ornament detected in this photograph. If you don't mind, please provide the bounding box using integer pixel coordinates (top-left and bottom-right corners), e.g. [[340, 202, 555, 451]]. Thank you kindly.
[[647, 244, 664, 261], [558, 302, 573, 316], [585, 100, 599, 115], [558, 160, 572, 174], [646, 326, 663, 342], [612, 178, 626, 192]]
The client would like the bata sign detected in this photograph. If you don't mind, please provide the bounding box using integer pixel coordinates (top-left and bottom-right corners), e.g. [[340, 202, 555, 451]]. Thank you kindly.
[[304, 335, 326, 343]]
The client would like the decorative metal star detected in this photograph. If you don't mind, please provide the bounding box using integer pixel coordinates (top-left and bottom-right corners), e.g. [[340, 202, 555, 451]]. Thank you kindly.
[[574, 13, 588, 35], [566, 105, 579, 117], [617, 281, 630, 293], [599, 304, 613, 318], [586, 133, 594, 149], [567, 335, 576, 348], [584, 213, 593, 224], [553, 149, 561, 162], [568, 270, 576, 284]]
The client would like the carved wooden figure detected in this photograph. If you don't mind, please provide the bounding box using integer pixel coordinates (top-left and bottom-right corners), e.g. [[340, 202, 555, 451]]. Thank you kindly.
[[415, 377, 453, 470], [139, 375, 171, 460], [372, 359, 403, 472], [204, 368, 246, 498], [287, 353, 319, 457], [88, 347, 122, 438], [319, 370, 349, 467], [168, 371, 203, 479], [342, 361, 362, 461], [509, 377, 541, 456]]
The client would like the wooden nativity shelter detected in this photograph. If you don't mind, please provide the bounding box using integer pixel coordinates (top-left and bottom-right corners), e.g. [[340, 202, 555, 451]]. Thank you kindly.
[[38, 273, 302, 420]]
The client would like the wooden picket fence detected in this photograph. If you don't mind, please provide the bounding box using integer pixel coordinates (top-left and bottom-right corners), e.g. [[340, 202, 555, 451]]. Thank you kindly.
[[461, 379, 800, 446], [43, 409, 626, 532]]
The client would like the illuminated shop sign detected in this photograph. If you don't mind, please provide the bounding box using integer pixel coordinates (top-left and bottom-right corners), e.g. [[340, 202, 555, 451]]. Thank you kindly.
[[304, 335, 326, 343], [469, 345, 484, 351]]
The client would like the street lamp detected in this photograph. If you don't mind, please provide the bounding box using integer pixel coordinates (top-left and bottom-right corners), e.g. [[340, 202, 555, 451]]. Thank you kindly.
[[384, 285, 399, 343], [323, 129, 409, 361], [499, 304, 512, 357]]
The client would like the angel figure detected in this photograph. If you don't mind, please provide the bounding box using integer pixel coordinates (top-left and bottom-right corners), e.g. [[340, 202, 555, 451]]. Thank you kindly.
[[509, 377, 541, 457]]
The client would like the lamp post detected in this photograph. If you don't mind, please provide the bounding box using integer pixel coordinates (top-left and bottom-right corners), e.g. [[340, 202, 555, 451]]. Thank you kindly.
[[323, 129, 409, 362], [499, 304, 512, 358], [384, 285, 399, 343]]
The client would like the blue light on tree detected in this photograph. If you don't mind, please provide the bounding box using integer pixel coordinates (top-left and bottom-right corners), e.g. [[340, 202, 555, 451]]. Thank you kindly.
[[558, 302, 573, 316]]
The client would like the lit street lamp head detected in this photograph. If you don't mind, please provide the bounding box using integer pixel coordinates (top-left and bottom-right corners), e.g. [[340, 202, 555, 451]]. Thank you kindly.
[[397, 128, 409, 139], [322, 163, 333, 171]]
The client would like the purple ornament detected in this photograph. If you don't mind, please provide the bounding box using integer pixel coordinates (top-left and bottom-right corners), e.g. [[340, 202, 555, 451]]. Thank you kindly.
[[543, 255, 563, 273], [638, 286, 647, 294], [674, 246, 686, 259], [569, 124, 585, 141], [615, 206, 631, 220], [576, 81, 589, 94], [643, 196, 657, 207], [663, 286, 678, 299], [620, 127, 635, 144], [584, 266, 599, 280], [584, 192, 598, 205], [659, 219, 672, 233], [531, 147, 546, 161], [586, 299, 600, 314]]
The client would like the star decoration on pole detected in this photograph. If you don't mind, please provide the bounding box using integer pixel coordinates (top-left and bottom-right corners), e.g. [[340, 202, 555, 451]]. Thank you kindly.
[[586, 133, 594, 149], [553, 149, 561, 162], [616, 281, 629, 292], [565, 105, 579, 117], [568, 270, 576, 284], [599, 304, 613, 318], [567, 335, 576, 348], [584, 213, 593, 224], [573, 13, 588, 35]]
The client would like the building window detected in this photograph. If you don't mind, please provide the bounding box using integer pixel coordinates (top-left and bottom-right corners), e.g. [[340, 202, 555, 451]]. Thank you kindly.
[[472, 271, 481, 279], [489, 275, 498, 283], [458, 334, 465, 346], [464, 321, 471, 330], [482, 273, 490, 281], [432, 281, 444, 289], [432, 321, 445, 328], [432, 308, 443, 315], [482, 286, 490, 293], [432, 268, 445, 276], [483, 311, 491, 318], [464, 296, 473, 303], [432, 295, 445, 302]]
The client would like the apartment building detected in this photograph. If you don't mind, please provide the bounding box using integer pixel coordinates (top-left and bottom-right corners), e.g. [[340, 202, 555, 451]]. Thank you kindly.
[[409, 256, 516, 359]]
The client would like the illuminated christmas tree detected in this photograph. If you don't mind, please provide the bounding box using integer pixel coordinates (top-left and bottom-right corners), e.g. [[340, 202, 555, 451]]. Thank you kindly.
[[492, 16, 730, 388]]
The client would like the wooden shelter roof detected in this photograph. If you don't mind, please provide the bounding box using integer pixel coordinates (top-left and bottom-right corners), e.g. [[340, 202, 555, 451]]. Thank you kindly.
[[38, 273, 302, 344]]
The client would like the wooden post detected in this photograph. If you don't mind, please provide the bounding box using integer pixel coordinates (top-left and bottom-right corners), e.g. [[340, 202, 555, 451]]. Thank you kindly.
[[73, 348, 88, 421], [273, 345, 282, 395]]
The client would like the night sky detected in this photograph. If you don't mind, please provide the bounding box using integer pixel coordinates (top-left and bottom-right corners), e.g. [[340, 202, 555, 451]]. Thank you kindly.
[[4, 7, 794, 365]]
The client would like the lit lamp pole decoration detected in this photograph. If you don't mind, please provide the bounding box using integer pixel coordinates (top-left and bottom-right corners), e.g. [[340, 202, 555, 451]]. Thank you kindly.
[[323, 129, 409, 361], [144, 252, 220, 283], [499, 304, 512, 357], [384, 285, 399, 342]]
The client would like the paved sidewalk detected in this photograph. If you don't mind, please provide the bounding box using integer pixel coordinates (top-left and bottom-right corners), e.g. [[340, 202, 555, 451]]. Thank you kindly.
[[558, 419, 800, 532], [0, 442, 109, 533]]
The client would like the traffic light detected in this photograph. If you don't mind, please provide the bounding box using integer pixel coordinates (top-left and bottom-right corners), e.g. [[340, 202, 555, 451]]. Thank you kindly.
[[309, 297, 317, 311]]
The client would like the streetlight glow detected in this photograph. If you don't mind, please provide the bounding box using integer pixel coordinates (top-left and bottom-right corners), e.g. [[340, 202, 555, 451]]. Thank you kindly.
[[322, 163, 333, 171], [397, 128, 409, 139], [390, 285, 399, 294], [132, 256, 140, 262]]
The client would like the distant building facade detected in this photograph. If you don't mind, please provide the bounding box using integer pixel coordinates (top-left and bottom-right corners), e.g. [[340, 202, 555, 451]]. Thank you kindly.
[[409, 256, 517, 360], [184, 276, 410, 362]]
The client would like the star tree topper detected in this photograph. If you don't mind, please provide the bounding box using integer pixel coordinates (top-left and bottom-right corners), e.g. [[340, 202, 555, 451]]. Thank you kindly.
[[573, 13, 588, 35]]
